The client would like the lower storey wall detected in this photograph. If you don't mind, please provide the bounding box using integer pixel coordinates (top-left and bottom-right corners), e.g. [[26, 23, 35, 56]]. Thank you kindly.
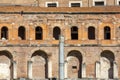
[[0, 46, 119, 79]]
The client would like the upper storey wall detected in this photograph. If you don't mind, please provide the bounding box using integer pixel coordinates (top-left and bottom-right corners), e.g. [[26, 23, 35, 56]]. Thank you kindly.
[[0, 0, 119, 7], [0, 0, 35, 4]]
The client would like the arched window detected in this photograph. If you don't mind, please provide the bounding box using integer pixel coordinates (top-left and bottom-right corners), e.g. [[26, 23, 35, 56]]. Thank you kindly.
[[71, 26, 78, 40], [104, 26, 111, 40], [35, 26, 43, 40], [18, 26, 26, 40], [88, 26, 95, 40], [1, 27, 8, 39], [53, 27, 61, 40]]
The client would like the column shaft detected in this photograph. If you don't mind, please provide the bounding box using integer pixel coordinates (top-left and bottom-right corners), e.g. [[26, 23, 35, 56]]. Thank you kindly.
[[59, 35, 65, 80], [13, 61, 17, 79], [95, 61, 100, 78], [28, 61, 32, 79], [82, 63, 86, 78]]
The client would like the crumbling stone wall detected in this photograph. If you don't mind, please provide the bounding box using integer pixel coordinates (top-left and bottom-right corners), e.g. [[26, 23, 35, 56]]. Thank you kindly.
[[0, 7, 119, 79]]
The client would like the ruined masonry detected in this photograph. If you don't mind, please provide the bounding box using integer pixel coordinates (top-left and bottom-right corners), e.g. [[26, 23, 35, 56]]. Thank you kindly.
[[0, 0, 119, 80]]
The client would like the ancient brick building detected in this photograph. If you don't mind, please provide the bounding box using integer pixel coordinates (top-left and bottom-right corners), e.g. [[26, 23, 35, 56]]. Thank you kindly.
[[0, 0, 120, 80]]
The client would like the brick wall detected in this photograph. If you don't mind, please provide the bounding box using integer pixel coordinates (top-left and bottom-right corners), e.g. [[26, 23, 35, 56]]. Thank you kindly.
[[0, 0, 119, 7], [0, 6, 119, 79]]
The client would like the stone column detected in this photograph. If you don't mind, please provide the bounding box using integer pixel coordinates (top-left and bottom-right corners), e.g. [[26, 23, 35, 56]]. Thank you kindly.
[[95, 61, 100, 78], [113, 61, 118, 79], [59, 35, 65, 80], [82, 63, 86, 78], [13, 61, 17, 79], [28, 61, 32, 79], [48, 60, 52, 78], [64, 61, 68, 79]]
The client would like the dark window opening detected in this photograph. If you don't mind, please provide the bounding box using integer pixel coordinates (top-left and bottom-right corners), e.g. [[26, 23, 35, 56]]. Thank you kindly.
[[119, 1, 120, 5], [35, 27, 43, 40], [47, 3, 57, 7], [18, 26, 26, 40], [95, 1, 104, 6], [72, 66, 77, 69], [71, 26, 78, 40], [53, 27, 61, 40], [1, 27, 8, 39], [88, 27, 95, 40], [104, 26, 111, 40], [71, 3, 81, 7]]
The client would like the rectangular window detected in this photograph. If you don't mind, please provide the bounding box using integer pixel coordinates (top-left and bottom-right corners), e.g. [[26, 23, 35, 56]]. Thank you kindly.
[[72, 66, 77, 69], [47, 3, 57, 7], [93, 0, 106, 6], [69, 1, 82, 7], [71, 3, 81, 7], [95, 1, 104, 6]]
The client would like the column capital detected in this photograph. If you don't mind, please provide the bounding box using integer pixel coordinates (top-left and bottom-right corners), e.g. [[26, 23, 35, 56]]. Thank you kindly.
[[113, 61, 117, 64], [28, 60, 33, 63], [59, 35, 64, 43], [96, 61, 100, 63], [12, 60, 16, 64]]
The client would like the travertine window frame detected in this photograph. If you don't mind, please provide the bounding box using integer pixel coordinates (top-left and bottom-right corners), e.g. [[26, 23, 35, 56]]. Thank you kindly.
[[45, 2, 58, 7], [71, 26, 78, 40], [1, 26, 8, 40], [88, 26, 96, 40], [93, 0, 106, 6], [53, 26, 61, 40], [69, 1, 82, 7], [35, 26, 43, 40], [18, 26, 26, 40], [117, 0, 120, 5], [104, 26, 111, 40]]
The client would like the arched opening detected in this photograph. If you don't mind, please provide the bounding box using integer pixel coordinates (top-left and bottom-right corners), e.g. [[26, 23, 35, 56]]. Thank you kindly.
[[104, 26, 111, 40], [100, 50, 115, 79], [18, 26, 26, 40], [53, 27, 61, 40], [0, 51, 13, 80], [1, 27, 8, 39], [35, 26, 43, 40], [67, 50, 82, 78], [88, 26, 95, 40], [71, 26, 78, 40], [31, 50, 48, 79]]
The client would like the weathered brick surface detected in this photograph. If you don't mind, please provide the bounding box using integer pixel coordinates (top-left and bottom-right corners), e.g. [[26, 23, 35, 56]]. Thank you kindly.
[[0, 0, 119, 7], [0, 46, 119, 79], [0, 1, 119, 80]]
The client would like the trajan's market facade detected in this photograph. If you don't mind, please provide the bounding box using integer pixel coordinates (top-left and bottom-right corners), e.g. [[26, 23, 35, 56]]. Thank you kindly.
[[0, 0, 120, 80]]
